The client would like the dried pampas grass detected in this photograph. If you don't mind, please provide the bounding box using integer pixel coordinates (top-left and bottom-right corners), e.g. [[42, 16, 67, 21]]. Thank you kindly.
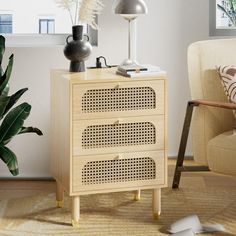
[[79, 0, 104, 29], [55, 0, 75, 10], [55, 0, 104, 29], [55, 0, 76, 24]]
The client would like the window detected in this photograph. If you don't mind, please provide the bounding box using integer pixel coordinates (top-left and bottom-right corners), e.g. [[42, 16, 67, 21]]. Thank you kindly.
[[0, 14, 12, 33], [0, 0, 97, 46], [39, 19, 55, 34]]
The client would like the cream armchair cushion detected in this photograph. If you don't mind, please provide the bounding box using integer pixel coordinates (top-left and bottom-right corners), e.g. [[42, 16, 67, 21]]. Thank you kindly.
[[188, 39, 236, 175], [207, 131, 236, 175]]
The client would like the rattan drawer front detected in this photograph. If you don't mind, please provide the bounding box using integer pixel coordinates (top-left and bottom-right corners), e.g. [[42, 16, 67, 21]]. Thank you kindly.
[[73, 115, 164, 156], [72, 80, 165, 120], [72, 151, 165, 193]]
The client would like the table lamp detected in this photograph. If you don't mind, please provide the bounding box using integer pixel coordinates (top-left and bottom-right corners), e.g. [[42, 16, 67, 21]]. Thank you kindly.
[[112, 0, 148, 69]]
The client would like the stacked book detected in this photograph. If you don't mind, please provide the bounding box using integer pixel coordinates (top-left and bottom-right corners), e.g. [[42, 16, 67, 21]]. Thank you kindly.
[[116, 65, 166, 78]]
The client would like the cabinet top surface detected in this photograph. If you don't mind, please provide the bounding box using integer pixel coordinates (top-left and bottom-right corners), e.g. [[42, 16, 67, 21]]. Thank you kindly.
[[52, 68, 167, 84]]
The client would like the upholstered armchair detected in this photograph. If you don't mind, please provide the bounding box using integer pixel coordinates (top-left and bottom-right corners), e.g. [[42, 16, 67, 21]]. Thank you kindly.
[[172, 39, 236, 188]]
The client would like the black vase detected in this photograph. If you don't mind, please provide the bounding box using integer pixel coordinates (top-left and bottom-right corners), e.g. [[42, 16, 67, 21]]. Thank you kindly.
[[64, 25, 92, 72]]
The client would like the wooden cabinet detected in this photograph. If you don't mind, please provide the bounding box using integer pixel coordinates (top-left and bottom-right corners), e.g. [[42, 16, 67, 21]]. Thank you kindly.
[[50, 68, 168, 227]]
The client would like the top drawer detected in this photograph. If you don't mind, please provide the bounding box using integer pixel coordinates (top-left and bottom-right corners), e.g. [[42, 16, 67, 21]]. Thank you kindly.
[[72, 80, 165, 120]]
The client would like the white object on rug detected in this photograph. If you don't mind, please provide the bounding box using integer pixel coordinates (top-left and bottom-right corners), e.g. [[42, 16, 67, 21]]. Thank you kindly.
[[168, 214, 225, 234], [202, 224, 225, 232], [170, 228, 195, 236]]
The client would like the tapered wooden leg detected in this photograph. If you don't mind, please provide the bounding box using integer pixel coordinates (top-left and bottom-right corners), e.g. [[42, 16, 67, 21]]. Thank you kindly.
[[134, 189, 141, 201], [71, 196, 80, 227], [56, 181, 64, 208], [152, 188, 161, 220]]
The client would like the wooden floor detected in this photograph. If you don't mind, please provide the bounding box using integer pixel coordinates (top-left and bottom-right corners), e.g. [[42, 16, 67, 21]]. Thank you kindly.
[[1, 159, 236, 199]]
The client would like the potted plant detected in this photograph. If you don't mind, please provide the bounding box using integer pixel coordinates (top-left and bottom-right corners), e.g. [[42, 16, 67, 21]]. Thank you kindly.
[[0, 35, 42, 176], [55, 0, 104, 72]]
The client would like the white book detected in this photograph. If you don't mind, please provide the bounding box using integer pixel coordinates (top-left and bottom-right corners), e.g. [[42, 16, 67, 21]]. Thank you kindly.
[[140, 64, 161, 72], [116, 70, 166, 78], [118, 65, 148, 73]]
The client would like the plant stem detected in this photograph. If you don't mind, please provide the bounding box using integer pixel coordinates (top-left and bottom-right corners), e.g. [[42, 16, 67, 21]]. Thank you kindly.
[[75, 0, 79, 25], [68, 8, 74, 25]]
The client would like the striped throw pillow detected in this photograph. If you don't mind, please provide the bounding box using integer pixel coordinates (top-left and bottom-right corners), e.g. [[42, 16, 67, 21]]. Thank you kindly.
[[218, 66, 236, 103], [218, 65, 236, 118]]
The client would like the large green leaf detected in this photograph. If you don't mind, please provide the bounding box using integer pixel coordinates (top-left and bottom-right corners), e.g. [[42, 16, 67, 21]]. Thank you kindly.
[[0, 36, 5, 59], [0, 145, 18, 176], [0, 102, 31, 145], [0, 88, 28, 120], [0, 54, 14, 96], [18, 126, 43, 136], [0, 36, 5, 77], [0, 96, 10, 118], [2, 84, 9, 97], [2, 88, 28, 117]]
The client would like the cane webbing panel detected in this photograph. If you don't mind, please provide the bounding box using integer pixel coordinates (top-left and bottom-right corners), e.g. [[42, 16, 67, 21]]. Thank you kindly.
[[82, 122, 156, 149], [81, 87, 156, 113], [81, 157, 156, 185]]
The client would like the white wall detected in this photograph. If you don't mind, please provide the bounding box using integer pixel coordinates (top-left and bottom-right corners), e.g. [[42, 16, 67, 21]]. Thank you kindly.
[[0, 0, 209, 178]]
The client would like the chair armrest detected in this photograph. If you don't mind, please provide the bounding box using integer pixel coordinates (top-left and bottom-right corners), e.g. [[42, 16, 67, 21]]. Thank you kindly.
[[190, 99, 236, 110]]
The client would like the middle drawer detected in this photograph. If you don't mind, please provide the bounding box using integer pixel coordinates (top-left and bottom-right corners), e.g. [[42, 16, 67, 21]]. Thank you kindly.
[[73, 115, 164, 156]]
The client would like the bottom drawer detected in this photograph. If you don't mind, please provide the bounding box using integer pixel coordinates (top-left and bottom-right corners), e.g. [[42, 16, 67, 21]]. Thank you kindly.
[[72, 151, 165, 193]]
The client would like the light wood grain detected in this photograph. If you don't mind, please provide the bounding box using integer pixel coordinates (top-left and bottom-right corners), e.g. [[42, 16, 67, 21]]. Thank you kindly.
[[164, 79, 168, 187], [56, 181, 64, 207], [72, 115, 165, 156], [72, 80, 165, 120], [192, 99, 236, 110], [54, 68, 167, 84], [71, 196, 80, 226], [50, 70, 71, 194], [153, 188, 161, 218], [72, 151, 165, 194], [134, 189, 141, 201], [50, 68, 168, 224]]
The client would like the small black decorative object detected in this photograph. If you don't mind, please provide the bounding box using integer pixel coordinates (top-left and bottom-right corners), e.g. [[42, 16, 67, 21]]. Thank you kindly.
[[64, 25, 92, 72]]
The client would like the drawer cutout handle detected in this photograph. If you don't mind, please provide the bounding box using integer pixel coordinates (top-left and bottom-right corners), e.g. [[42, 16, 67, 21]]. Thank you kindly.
[[115, 119, 123, 124], [116, 154, 123, 160], [114, 83, 121, 89]]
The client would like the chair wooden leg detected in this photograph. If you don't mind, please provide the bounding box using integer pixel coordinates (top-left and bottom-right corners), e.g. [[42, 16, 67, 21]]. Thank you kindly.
[[172, 102, 196, 189], [71, 196, 80, 227], [134, 189, 141, 201], [56, 181, 64, 208], [153, 188, 161, 220]]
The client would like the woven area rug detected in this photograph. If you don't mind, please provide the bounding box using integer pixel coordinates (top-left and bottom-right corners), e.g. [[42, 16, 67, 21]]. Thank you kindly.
[[0, 186, 236, 236]]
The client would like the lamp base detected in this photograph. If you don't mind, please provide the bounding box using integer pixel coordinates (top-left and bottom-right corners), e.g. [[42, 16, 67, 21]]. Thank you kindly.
[[117, 59, 147, 74], [120, 58, 139, 66], [118, 59, 141, 70]]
